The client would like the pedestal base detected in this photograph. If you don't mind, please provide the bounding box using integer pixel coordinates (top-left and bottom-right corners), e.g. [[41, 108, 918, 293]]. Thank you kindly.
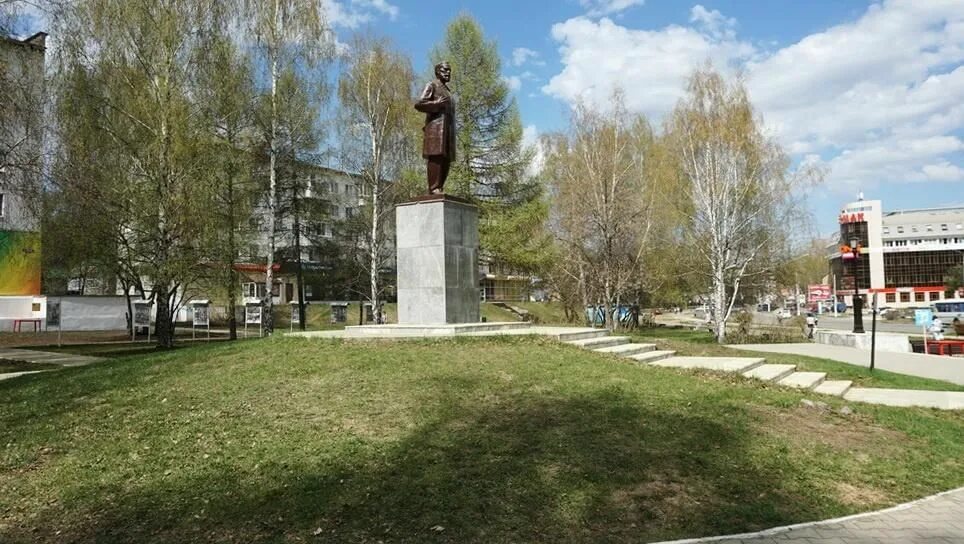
[[396, 195, 480, 324]]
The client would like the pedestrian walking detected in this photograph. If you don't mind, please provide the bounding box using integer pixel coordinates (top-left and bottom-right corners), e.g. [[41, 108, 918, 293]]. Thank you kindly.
[[930, 316, 945, 341], [806, 312, 817, 340]]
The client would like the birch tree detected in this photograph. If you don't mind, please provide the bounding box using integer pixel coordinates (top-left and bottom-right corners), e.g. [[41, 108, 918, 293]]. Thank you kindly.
[[667, 67, 812, 342], [337, 35, 415, 321], [241, 0, 331, 334], [545, 93, 658, 330], [194, 33, 258, 340], [50, 0, 225, 348]]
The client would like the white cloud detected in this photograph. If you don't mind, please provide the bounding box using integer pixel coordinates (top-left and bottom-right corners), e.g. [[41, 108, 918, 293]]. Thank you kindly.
[[322, 0, 399, 29], [355, 0, 399, 20], [543, 16, 755, 119], [544, 0, 964, 194], [503, 75, 522, 91], [689, 5, 736, 40], [512, 47, 543, 67], [580, 0, 645, 18]]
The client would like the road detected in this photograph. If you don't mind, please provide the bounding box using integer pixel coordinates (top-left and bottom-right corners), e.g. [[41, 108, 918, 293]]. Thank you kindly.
[[752, 311, 928, 334]]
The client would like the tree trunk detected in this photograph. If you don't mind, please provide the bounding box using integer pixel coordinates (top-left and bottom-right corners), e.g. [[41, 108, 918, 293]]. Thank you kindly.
[[370, 184, 380, 323], [155, 284, 175, 349], [293, 180, 306, 330], [263, 3, 280, 336], [227, 158, 239, 341], [713, 270, 727, 343]]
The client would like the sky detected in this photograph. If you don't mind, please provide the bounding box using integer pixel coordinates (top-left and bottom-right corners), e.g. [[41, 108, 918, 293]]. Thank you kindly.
[[11, 0, 964, 236]]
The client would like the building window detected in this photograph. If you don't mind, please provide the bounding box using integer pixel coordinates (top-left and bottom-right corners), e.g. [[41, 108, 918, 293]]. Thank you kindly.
[[914, 292, 925, 302], [900, 292, 910, 303], [941, 224, 948, 231], [242, 282, 264, 298], [882, 226, 889, 234], [926, 224, 933, 231], [305, 285, 313, 298], [911, 226, 918, 233], [0, 192, 4, 217], [886, 293, 896, 303], [897, 226, 904, 233]]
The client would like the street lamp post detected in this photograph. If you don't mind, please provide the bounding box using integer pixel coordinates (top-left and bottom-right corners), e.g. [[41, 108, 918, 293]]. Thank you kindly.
[[850, 238, 865, 334]]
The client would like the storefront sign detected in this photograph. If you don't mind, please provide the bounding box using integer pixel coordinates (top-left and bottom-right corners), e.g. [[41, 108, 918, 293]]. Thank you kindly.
[[808, 284, 831, 302], [838, 212, 865, 224]]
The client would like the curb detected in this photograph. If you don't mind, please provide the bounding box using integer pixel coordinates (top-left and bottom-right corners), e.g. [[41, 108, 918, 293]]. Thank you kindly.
[[647, 486, 964, 543]]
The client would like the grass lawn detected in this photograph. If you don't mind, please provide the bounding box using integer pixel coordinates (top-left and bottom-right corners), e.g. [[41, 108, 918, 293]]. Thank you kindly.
[[1, 336, 963, 543], [634, 327, 964, 392]]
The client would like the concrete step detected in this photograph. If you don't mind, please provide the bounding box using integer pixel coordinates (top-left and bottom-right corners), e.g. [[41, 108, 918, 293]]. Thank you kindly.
[[777, 371, 826, 390], [592, 343, 656, 357], [566, 336, 630, 349], [651, 356, 765, 374], [556, 329, 609, 342], [627, 350, 677, 364], [742, 363, 797, 383], [813, 380, 853, 397]]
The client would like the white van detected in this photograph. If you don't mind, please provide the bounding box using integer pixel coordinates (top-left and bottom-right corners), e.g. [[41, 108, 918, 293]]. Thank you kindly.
[[931, 299, 964, 324]]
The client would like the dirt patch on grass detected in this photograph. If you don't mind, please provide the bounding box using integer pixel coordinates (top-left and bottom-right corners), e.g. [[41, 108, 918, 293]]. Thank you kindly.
[[754, 405, 911, 454], [835, 482, 890, 507], [607, 473, 705, 523]]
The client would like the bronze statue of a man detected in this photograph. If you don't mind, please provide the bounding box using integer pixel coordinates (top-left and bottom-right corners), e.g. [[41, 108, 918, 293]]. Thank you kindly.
[[415, 61, 455, 194]]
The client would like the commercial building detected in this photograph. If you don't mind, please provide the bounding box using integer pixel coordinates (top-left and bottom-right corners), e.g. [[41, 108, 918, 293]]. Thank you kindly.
[[829, 198, 964, 308], [0, 32, 46, 297]]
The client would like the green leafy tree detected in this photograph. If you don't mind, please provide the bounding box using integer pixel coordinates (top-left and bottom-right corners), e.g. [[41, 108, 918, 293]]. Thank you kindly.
[[51, 0, 227, 348], [193, 32, 259, 340], [665, 66, 819, 343], [544, 93, 659, 330], [241, 0, 332, 334], [337, 34, 417, 319]]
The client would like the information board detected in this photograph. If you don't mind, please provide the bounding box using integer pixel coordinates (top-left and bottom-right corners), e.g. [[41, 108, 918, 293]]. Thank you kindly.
[[46, 301, 61, 327], [245, 304, 262, 325], [133, 303, 152, 327], [914, 309, 934, 327], [193, 305, 210, 327]]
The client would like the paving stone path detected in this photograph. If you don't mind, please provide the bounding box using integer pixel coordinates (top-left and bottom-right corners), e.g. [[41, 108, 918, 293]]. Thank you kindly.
[[0, 348, 104, 381], [653, 487, 964, 543], [567, 336, 964, 410]]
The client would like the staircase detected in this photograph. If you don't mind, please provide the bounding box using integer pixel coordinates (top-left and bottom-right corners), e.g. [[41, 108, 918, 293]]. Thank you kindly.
[[566, 335, 853, 398]]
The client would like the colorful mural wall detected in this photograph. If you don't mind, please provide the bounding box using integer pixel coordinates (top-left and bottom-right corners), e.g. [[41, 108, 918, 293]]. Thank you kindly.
[[0, 230, 42, 295]]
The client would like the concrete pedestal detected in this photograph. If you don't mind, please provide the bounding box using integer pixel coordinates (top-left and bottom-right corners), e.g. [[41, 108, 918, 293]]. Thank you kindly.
[[396, 195, 480, 324], [814, 329, 911, 353]]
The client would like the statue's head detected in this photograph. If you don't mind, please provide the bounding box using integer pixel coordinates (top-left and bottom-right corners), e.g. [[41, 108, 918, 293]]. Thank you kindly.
[[435, 62, 451, 83]]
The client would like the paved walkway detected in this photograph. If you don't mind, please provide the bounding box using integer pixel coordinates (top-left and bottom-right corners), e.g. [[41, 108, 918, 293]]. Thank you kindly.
[[0, 348, 104, 381], [734, 343, 964, 386], [654, 487, 964, 543]]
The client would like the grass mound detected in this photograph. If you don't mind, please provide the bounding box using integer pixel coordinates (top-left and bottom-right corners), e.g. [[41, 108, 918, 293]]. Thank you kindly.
[[1, 336, 962, 543]]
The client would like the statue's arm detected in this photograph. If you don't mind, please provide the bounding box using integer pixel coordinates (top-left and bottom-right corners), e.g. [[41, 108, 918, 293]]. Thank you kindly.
[[414, 82, 449, 113]]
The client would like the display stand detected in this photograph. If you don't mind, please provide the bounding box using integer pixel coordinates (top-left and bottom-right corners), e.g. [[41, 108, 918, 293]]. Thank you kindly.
[[244, 301, 263, 338], [190, 299, 211, 341], [133, 300, 153, 343]]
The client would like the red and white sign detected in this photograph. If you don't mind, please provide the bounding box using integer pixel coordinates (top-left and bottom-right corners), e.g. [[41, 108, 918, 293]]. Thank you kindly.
[[808, 284, 832, 302], [838, 212, 865, 224]]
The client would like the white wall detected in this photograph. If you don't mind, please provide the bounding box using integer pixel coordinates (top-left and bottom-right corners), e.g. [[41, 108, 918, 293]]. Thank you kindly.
[[0, 296, 129, 332]]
